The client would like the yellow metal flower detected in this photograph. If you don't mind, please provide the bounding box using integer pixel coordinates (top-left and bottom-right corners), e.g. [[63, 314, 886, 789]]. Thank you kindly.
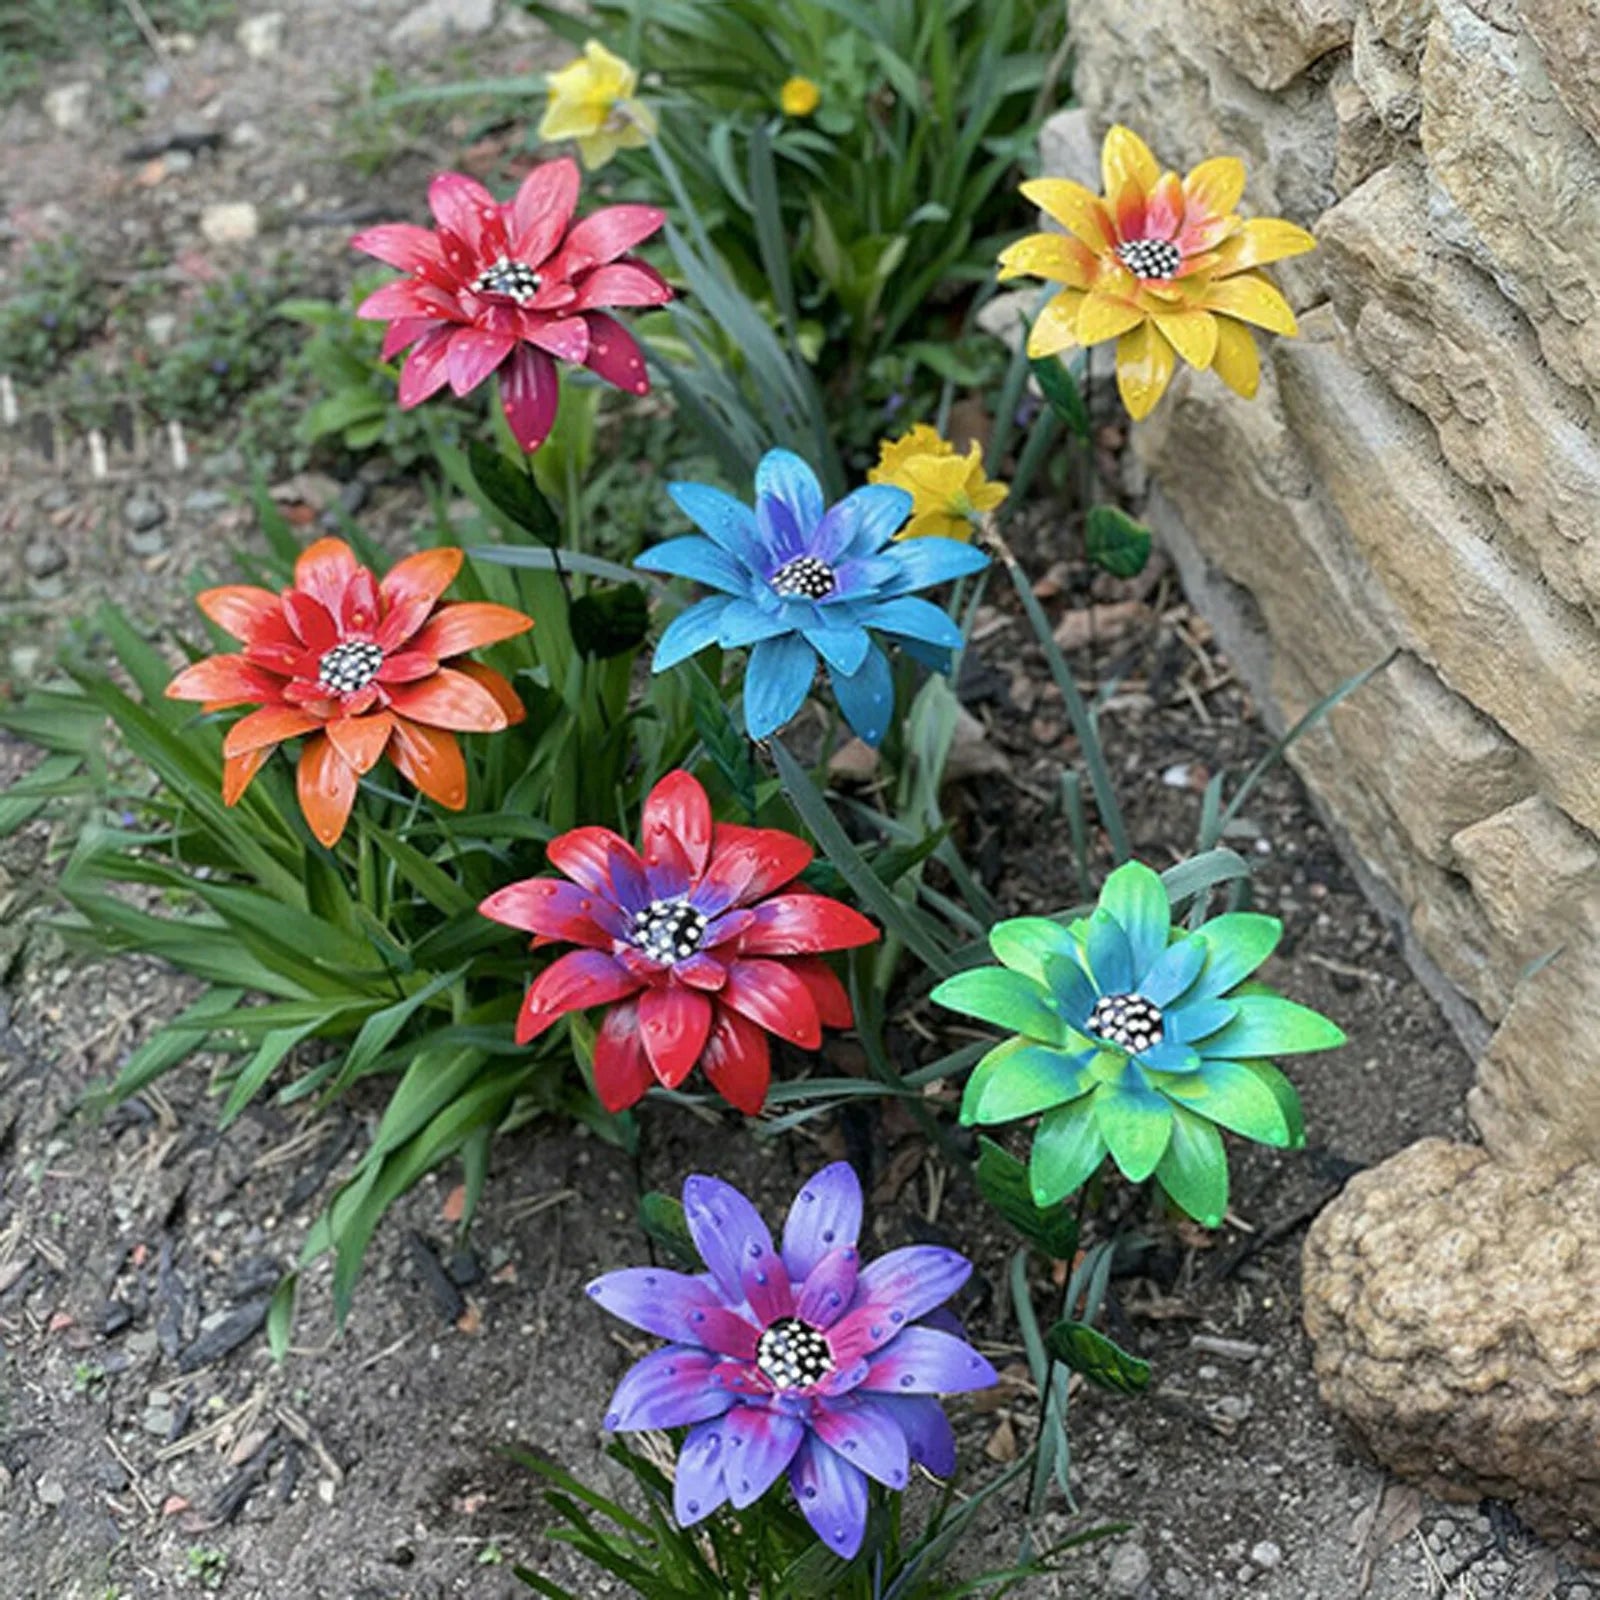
[[998, 125, 1316, 420], [780, 76, 821, 118], [539, 40, 658, 171], [870, 426, 1008, 541]]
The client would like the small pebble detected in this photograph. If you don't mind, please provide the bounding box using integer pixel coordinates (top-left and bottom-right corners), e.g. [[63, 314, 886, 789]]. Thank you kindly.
[[23, 536, 67, 579], [122, 493, 166, 532], [1249, 1540, 1281, 1571], [1107, 1542, 1152, 1595]]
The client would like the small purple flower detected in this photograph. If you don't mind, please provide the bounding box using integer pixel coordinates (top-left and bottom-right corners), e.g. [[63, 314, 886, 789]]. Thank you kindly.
[[586, 1162, 998, 1559]]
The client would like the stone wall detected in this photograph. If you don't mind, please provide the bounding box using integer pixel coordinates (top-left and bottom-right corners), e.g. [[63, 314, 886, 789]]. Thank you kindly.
[[1062, 0, 1600, 1169]]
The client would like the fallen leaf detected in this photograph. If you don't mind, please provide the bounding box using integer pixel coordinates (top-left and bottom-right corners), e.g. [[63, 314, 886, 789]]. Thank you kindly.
[[441, 1184, 467, 1225]]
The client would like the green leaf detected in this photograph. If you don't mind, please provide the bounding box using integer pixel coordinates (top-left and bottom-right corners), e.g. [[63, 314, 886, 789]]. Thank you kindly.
[[987, 916, 1077, 983], [468, 440, 561, 545], [1030, 353, 1090, 439], [266, 1272, 297, 1363], [568, 584, 651, 659], [975, 1137, 1080, 1259], [1044, 1318, 1150, 1394], [1084, 505, 1153, 580], [1029, 1103, 1106, 1206], [637, 1192, 701, 1272], [1154, 1103, 1230, 1226]]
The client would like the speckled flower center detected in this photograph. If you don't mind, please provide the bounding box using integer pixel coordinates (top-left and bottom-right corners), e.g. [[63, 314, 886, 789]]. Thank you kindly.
[[1116, 237, 1183, 281], [1087, 991, 1164, 1053], [316, 639, 385, 695], [632, 897, 708, 963], [769, 554, 837, 600], [471, 255, 543, 304], [757, 1316, 833, 1390]]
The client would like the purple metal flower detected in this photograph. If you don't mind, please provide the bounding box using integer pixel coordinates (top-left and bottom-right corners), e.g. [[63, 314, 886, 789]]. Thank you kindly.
[[586, 1162, 998, 1559]]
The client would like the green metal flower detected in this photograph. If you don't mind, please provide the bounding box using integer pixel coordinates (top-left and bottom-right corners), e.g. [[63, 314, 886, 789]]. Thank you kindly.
[[930, 860, 1345, 1225]]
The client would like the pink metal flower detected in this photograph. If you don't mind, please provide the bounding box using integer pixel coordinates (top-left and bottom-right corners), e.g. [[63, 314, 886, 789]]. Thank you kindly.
[[352, 158, 671, 451]]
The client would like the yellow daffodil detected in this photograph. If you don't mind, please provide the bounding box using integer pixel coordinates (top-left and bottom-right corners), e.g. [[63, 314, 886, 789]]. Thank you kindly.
[[780, 76, 821, 117], [870, 427, 1008, 541], [539, 41, 658, 171], [998, 125, 1316, 419]]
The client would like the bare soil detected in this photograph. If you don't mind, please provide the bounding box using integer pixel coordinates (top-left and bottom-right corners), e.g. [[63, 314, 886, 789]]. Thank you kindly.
[[3, 6, 1595, 1600]]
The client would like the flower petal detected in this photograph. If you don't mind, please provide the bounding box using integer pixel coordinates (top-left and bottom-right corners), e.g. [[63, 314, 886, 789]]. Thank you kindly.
[[666, 483, 763, 560], [1092, 1075, 1174, 1182], [997, 231, 1098, 287], [795, 1245, 860, 1330], [1115, 321, 1178, 420], [639, 985, 714, 1090], [1153, 307, 1219, 370], [445, 327, 516, 396], [508, 156, 581, 265], [1183, 156, 1246, 220], [701, 823, 813, 908], [295, 733, 359, 847], [722, 958, 822, 1048], [827, 643, 894, 748], [378, 547, 465, 647], [428, 170, 498, 253], [222, 704, 324, 758], [858, 1327, 997, 1395], [451, 660, 525, 724], [324, 711, 394, 776], [293, 538, 360, 616], [1018, 178, 1116, 251], [865, 595, 964, 650], [222, 747, 270, 806], [870, 1394, 956, 1477], [581, 311, 651, 395], [553, 202, 665, 273], [571, 260, 672, 309], [653, 598, 730, 672], [1190, 912, 1283, 999], [546, 825, 648, 906], [789, 1436, 869, 1560], [675, 1419, 734, 1526], [739, 894, 877, 957], [682, 1174, 781, 1304], [592, 998, 654, 1111], [1196, 994, 1345, 1057], [500, 344, 562, 451], [398, 326, 456, 407], [881, 535, 989, 593], [700, 1004, 771, 1114], [196, 585, 285, 645], [1026, 291, 1086, 358], [1076, 291, 1147, 346], [744, 633, 817, 740], [642, 768, 714, 878], [1030, 1103, 1107, 1205], [635, 535, 751, 596], [383, 666, 508, 732], [409, 600, 532, 660], [387, 717, 468, 810], [587, 1266, 735, 1343], [1206, 272, 1298, 336], [969, 1041, 1095, 1124], [166, 654, 281, 709], [930, 966, 1067, 1046], [1212, 216, 1317, 273], [1211, 315, 1262, 398], [1101, 124, 1161, 202], [479, 876, 624, 946], [782, 1162, 863, 1281], [603, 1346, 736, 1434], [755, 449, 825, 544], [723, 1408, 806, 1510], [516, 949, 641, 1043], [811, 1399, 910, 1491]]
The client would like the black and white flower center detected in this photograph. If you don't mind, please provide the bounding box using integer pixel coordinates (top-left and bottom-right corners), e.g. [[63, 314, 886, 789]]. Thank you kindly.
[[632, 897, 708, 964], [769, 555, 837, 601], [471, 255, 543, 304], [1116, 237, 1183, 281], [1086, 991, 1164, 1053], [757, 1316, 834, 1390], [316, 640, 385, 695]]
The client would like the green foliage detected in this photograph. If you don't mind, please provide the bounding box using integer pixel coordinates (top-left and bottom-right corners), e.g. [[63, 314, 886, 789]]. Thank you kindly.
[[510, 1441, 1112, 1598], [0, 237, 106, 381], [974, 1137, 1079, 1260], [1045, 1319, 1151, 1396], [1083, 505, 1153, 580], [0, 0, 234, 97]]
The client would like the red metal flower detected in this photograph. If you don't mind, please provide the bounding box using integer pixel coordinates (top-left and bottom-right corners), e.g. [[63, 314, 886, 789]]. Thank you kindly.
[[479, 771, 880, 1114], [166, 538, 533, 847], [351, 158, 671, 451]]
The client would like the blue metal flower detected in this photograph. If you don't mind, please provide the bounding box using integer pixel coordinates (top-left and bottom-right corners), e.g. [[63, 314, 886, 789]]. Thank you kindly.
[[587, 1162, 997, 1559], [635, 449, 989, 746]]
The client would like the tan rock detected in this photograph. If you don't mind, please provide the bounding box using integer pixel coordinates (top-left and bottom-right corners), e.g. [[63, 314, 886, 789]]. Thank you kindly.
[[1352, 10, 1422, 131], [1303, 1138, 1600, 1561], [1471, 925, 1600, 1164], [1275, 324, 1600, 839], [1368, 0, 1435, 54], [1517, 0, 1600, 147], [1420, 0, 1600, 402], [1452, 795, 1600, 956], [1192, 0, 1356, 90], [1319, 163, 1600, 620], [199, 202, 260, 245], [1330, 63, 1395, 195]]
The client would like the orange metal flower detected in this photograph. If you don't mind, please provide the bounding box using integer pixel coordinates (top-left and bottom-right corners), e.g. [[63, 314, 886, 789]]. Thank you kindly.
[[166, 538, 533, 847], [998, 125, 1316, 419]]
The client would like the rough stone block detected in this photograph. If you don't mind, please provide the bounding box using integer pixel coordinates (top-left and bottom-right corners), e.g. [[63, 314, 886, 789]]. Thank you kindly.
[[1303, 1138, 1600, 1562]]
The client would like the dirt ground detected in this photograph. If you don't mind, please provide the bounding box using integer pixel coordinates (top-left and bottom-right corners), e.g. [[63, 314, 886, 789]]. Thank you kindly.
[[3, 5, 1597, 1599]]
